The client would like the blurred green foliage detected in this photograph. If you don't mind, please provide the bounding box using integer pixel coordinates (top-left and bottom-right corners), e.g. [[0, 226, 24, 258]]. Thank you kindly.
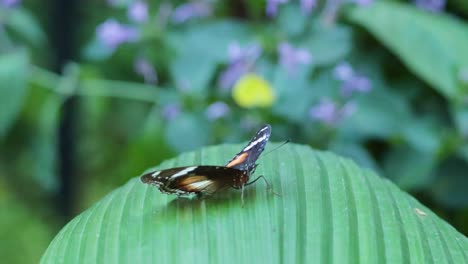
[[0, 0, 468, 262]]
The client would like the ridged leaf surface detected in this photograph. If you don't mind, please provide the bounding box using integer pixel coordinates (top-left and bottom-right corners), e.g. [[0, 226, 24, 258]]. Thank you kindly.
[[41, 143, 468, 263]]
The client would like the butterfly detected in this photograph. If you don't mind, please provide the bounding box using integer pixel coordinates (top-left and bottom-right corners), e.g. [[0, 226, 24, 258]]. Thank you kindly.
[[140, 124, 273, 205]]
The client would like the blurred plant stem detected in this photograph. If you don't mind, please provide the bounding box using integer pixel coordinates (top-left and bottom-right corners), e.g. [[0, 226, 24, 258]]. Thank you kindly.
[[30, 65, 159, 103]]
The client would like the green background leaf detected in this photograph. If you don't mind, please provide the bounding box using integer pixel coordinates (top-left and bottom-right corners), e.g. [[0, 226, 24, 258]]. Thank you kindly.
[[346, 1, 468, 100], [6, 9, 46, 47], [41, 143, 468, 263], [304, 23, 352, 66], [0, 50, 29, 139], [430, 158, 468, 209], [165, 113, 211, 152], [0, 178, 53, 264], [167, 20, 251, 95]]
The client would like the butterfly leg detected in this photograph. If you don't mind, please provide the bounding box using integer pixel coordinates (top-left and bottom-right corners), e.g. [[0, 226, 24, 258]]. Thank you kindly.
[[246, 175, 281, 197], [241, 184, 245, 207]]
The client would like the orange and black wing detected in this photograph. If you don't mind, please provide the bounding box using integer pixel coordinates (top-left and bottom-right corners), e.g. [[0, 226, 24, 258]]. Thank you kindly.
[[225, 124, 271, 174], [141, 166, 247, 196]]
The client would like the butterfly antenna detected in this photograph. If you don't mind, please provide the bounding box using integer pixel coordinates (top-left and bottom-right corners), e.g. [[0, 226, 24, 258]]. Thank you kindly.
[[262, 139, 290, 158]]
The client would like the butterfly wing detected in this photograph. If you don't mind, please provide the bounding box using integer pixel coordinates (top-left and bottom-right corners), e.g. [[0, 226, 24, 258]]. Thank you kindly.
[[141, 166, 247, 195], [225, 124, 271, 173], [141, 124, 271, 196]]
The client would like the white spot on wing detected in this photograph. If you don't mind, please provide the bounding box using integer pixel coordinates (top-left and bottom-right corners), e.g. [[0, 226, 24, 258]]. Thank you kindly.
[[172, 166, 197, 178], [259, 126, 269, 133], [152, 171, 161, 177], [243, 134, 268, 151], [188, 180, 214, 190]]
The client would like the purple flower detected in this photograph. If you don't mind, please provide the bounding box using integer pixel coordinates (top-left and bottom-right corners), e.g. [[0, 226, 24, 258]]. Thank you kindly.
[[333, 62, 354, 81], [205, 102, 230, 120], [106, 0, 118, 7], [413, 0, 445, 12], [340, 75, 371, 97], [459, 68, 468, 84], [134, 57, 158, 84], [278, 42, 312, 76], [1, 0, 20, 8], [228, 42, 246, 61], [350, 0, 374, 6], [266, 0, 288, 17], [96, 19, 139, 51], [333, 61, 372, 97], [227, 42, 262, 62], [309, 98, 336, 124], [309, 98, 356, 125], [301, 0, 317, 14], [171, 1, 212, 24], [218, 63, 250, 91], [162, 103, 181, 120], [128, 1, 149, 23], [218, 42, 262, 90]]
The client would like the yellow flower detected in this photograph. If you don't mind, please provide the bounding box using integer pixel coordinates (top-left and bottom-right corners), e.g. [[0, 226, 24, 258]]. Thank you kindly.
[[232, 73, 275, 108]]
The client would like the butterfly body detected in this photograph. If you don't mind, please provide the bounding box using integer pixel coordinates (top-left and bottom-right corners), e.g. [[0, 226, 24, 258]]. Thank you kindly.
[[141, 124, 271, 201]]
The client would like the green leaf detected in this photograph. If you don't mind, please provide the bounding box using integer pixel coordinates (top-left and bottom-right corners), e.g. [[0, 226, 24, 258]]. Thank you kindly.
[[5, 9, 46, 47], [271, 67, 313, 122], [82, 38, 114, 61], [168, 20, 250, 63], [165, 113, 211, 152], [30, 94, 62, 192], [41, 143, 468, 263], [341, 88, 412, 139], [0, 50, 29, 139], [169, 53, 217, 94], [328, 141, 380, 173], [0, 179, 54, 264], [124, 114, 175, 180], [346, 1, 468, 100], [383, 145, 437, 190], [430, 158, 468, 209], [452, 105, 468, 137], [167, 20, 251, 95], [277, 4, 308, 37], [303, 23, 353, 66], [402, 117, 443, 154]]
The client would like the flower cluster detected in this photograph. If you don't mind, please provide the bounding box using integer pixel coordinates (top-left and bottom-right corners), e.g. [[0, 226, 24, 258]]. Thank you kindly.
[[266, 0, 317, 17], [413, 0, 446, 13], [205, 101, 230, 120], [266, 0, 288, 17], [309, 98, 356, 126], [162, 103, 181, 121], [218, 42, 262, 90], [277, 42, 312, 76], [333, 61, 371, 97], [96, 19, 139, 51], [171, 1, 212, 24], [96, 1, 216, 85], [309, 62, 372, 126], [127, 1, 149, 23], [133, 57, 158, 84], [0, 0, 20, 8], [349, 0, 374, 6]]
